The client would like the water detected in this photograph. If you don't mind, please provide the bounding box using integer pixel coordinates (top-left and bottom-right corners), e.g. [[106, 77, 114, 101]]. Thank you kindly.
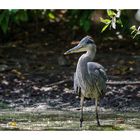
[[0, 109, 139, 130]]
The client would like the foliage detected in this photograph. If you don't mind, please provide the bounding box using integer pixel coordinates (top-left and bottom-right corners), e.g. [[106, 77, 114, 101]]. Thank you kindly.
[[0, 10, 56, 34], [130, 25, 140, 38], [0, 10, 9, 33], [67, 10, 93, 32], [100, 9, 140, 39], [0, 9, 139, 40], [100, 9, 123, 32], [0, 10, 93, 34], [0, 10, 28, 33]]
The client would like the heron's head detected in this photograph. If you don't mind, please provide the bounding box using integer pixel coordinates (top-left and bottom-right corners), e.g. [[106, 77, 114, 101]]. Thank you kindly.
[[64, 36, 96, 55]]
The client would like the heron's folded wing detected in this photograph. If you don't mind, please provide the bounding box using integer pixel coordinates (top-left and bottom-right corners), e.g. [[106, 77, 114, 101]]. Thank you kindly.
[[87, 62, 107, 94], [87, 62, 107, 80]]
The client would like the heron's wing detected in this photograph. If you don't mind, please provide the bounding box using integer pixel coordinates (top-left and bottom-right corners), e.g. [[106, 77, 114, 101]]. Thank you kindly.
[[74, 73, 81, 96], [87, 62, 107, 95]]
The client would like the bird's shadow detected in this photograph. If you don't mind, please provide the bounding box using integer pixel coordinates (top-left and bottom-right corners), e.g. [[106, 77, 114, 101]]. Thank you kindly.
[[88, 124, 124, 131]]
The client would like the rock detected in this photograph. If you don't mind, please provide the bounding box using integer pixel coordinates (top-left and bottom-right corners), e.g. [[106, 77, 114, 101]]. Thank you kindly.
[[40, 87, 52, 92], [136, 93, 140, 98], [0, 64, 9, 72], [1, 80, 9, 85]]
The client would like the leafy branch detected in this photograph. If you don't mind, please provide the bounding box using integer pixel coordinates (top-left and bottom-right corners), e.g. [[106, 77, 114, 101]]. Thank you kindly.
[[130, 25, 140, 39], [100, 9, 123, 32]]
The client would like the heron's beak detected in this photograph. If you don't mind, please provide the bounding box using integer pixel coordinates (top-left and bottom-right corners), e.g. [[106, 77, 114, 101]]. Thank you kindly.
[[64, 44, 82, 55]]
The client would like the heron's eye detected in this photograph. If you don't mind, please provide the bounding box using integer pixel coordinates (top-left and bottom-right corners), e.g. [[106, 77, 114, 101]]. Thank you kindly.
[[86, 39, 94, 44]]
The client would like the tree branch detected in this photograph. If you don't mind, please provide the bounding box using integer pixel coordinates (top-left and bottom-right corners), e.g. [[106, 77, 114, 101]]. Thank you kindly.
[[46, 79, 140, 87]]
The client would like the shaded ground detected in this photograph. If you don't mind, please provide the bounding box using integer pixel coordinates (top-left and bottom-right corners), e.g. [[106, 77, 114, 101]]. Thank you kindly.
[[0, 22, 140, 130]]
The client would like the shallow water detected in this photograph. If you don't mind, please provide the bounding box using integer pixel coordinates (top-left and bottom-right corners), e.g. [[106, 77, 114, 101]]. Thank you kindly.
[[0, 109, 139, 130]]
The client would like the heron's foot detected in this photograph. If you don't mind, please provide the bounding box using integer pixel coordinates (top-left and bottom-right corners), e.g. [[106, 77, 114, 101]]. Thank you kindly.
[[80, 118, 83, 127], [97, 121, 101, 127]]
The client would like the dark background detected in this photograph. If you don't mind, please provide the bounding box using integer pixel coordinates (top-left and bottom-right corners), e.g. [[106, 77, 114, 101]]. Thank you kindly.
[[0, 9, 140, 114]]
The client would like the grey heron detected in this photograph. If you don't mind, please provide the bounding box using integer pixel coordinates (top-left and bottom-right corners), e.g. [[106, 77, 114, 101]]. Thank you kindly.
[[64, 36, 107, 127]]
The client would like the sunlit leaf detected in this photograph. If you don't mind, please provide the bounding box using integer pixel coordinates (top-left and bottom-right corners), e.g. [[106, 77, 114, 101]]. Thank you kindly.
[[8, 121, 17, 127], [48, 12, 55, 20], [130, 25, 136, 30], [131, 29, 136, 35], [136, 31, 140, 35], [130, 25, 136, 35], [130, 25, 140, 38], [133, 34, 136, 39], [107, 10, 116, 17], [101, 24, 110, 32], [100, 17, 111, 24]]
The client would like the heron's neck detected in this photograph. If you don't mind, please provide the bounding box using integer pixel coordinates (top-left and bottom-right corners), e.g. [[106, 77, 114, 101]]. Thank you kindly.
[[77, 48, 96, 72], [85, 48, 96, 61], [81, 48, 96, 63]]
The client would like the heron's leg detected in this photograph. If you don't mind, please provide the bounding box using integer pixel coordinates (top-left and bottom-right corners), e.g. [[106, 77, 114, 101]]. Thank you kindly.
[[95, 99, 100, 126], [80, 96, 84, 127]]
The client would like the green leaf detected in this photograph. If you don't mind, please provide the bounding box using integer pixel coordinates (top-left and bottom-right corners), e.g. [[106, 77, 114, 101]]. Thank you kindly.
[[131, 29, 136, 35], [136, 31, 140, 35], [0, 10, 8, 24], [130, 25, 136, 30], [13, 10, 28, 25], [20, 12, 28, 21], [132, 31, 140, 39], [101, 24, 110, 32], [100, 17, 111, 24], [18, 10, 28, 21], [48, 12, 55, 20], [107, 10, 116, 17], [0, 10, 9, 33], [130, 25, 137, 35], [1, 15, 9, 33], [116, 19, 123, 27], [131, 30, 137, 34]]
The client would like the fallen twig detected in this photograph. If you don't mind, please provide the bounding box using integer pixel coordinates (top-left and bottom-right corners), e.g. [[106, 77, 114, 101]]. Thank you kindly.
[[46, 79, 72, 87], [46, 79, 140, 87], [106, 81, 140, 85]]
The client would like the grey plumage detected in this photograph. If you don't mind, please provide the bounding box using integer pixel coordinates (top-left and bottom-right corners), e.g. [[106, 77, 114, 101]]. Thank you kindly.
[[64, 36, 107, 127]]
